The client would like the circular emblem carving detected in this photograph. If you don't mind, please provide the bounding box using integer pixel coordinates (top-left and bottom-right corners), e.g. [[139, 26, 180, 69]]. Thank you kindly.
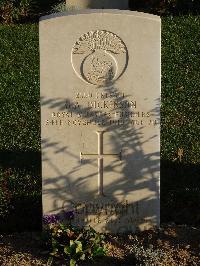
[[71, 30, 128, 86]]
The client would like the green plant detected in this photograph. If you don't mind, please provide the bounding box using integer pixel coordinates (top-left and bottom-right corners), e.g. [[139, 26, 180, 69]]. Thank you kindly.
[[51, 1, 66, 12], [51, 1, 80, 13], [0, 0, 63, 24], [0, 0, 33, 24], [44, 223, 106, 265]]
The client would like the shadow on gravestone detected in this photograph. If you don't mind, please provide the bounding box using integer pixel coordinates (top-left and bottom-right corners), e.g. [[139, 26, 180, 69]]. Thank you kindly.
[[40, 10, 161, 233], [41, 77, 160, 232]]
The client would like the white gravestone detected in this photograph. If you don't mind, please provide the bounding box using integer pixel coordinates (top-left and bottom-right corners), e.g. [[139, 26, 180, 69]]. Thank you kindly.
[[40, 10, 160, 233]]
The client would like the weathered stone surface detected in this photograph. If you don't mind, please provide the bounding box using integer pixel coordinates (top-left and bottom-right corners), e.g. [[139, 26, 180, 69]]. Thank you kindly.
[[40, 10, 160, 233]]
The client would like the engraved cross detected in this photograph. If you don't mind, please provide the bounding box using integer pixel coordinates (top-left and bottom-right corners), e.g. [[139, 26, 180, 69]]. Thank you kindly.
[[80, 131, 122, 196]]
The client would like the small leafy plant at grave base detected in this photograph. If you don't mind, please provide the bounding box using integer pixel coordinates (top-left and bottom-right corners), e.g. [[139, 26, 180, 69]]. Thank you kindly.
[[43, 214, 107, 266]]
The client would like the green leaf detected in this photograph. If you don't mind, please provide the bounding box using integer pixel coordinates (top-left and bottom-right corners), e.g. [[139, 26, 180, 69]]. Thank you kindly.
[[70, 258, 77, 266], [93, 247, 105, 257], [50, 248, 58, 256], [70, 240, 74, 247], [47, 256, 53, 266], [51, 238, 58, 249], [59, 223, 66, 230], [75, 240, 82, 253], [64, 246, 71, 255], [80, 253, 86, 261]]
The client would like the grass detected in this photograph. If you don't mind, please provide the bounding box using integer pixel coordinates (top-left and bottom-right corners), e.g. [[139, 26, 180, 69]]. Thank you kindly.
[[161, 15, 200, 164], [0, 24, 41, 231], [161, 15, 200, 226], [0, 24, 40, 151], [0, 16, 200, 231]]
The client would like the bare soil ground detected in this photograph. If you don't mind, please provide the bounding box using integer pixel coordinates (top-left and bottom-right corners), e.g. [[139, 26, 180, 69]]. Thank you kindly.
[[0, 224, 199, 266]]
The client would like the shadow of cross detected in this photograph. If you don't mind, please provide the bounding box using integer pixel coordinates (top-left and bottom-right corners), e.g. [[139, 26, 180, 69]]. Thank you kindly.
[[80, 131, 122, 196]]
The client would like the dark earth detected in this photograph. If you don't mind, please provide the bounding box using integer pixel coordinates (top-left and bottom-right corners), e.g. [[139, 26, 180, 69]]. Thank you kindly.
[[0, 224, 199, 265]]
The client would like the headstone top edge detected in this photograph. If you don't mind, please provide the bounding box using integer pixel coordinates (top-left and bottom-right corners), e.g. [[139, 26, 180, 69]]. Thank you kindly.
[[39, 10, 160, 23]]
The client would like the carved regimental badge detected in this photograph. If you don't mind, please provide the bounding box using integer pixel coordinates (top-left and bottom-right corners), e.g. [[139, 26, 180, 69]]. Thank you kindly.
[[71, 30, 128, 86]]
